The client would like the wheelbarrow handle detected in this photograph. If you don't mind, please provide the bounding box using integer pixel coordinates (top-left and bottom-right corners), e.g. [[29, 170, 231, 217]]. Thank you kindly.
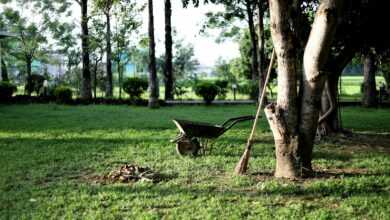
[[221, 115, 255, 131]]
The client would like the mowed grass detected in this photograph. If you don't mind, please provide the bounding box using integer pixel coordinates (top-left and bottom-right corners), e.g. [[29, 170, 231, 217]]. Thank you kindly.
[[0, 104, 389, 219]]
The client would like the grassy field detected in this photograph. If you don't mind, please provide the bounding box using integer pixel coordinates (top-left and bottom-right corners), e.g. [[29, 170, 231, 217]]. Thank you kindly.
[[0, 104, 389, 219]]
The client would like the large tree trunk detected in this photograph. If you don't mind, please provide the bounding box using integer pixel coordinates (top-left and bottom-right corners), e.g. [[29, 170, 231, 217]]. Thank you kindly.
[[148, 0, 159, 108], [267, 0, 300, 179], [362, 51, 377, 107], [245, 0, 260, 82], [267, 0, 343, 178], [164, 0, 174, 101], [80, 0, 92, 100], [1, 58, 9, 82], [105, 12, 113, 98], [299, 0, 343, 172]]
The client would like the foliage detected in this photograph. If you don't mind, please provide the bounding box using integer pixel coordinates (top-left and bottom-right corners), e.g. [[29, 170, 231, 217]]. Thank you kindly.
[[237, 80, 258, 100], [122, 77, 148, 99], [380, 59, 390, 88], [194, 81, 219, 104], [215, 79, 229, 99], [25, 74, 45, 95], [0, 81, 17, 100], [0, 7, 47, 80], [53, 86, 73, 104], [173, 40, 200, 79], [173, 80, 188, 99]]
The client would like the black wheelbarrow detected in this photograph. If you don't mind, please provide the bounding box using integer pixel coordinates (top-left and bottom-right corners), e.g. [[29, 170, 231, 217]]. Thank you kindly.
[[171, 115, 254, 156]]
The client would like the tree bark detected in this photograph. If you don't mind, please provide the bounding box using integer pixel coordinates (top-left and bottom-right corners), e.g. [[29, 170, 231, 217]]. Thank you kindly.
[[105, 12, 113, 98], [362, 51, 377, 107], [299, 0, 343, 172], [26, 56, 32, 96], [268, 0, 300, 179], [257, 0, 267, 103], [117, 59, 123, 99], [80, 0, 92, 100], [318, 47, 355, 136], [148, 0, 159, 108], [267, 0, 343, 178], [245, 0, 260, 82], [1, 58, 8, 82], [164, 0, 174, 101], [93, 58, 98, 100]]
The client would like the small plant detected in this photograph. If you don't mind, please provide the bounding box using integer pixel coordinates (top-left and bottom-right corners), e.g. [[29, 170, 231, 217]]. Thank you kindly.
[[215, 79, 229, 100], [53, 86, 73, 104], [194, 81, 219, 105], [174, 81, 188, 99], [0, 81, 17, 101], [122, 77, 148, 99]]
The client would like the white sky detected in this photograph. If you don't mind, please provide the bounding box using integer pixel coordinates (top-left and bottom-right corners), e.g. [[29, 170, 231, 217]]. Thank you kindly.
[[145, 1, 240, 66], [1, 0, 240, 67]]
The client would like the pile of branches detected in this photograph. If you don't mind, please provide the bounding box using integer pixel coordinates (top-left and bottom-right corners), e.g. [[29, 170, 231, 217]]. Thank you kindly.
[[104, 164, 161, 183]]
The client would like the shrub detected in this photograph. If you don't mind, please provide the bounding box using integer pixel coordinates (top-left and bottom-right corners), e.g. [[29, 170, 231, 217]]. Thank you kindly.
[[238, 81, 259, 100], [0, 82, 17, 101], [194, 81, 219, 105], [53, 86, 73, 104], [215, 79, 229, 99], [122, 77, 148, 99], [25, 74, 45, 95], [174, 81, 188, 99]]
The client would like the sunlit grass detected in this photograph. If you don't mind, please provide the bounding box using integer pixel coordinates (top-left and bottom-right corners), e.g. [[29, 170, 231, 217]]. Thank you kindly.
[[0, 104, 389, 219]]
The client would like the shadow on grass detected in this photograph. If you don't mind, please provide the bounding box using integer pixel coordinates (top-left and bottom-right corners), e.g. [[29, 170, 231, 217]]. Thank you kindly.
[[95, 169, 389, 199]]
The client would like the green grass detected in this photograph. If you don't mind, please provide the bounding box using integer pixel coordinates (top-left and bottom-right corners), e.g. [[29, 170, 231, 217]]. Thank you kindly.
[[340, 76, 385, 101], [0, 104, 389, 219]]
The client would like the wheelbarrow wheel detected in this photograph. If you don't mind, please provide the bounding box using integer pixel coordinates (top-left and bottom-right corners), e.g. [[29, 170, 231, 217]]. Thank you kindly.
[[176, 138, 200, 157]]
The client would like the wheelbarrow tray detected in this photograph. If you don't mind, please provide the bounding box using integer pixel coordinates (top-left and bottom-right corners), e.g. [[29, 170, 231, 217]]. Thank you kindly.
[[172, 119, 225, 139]]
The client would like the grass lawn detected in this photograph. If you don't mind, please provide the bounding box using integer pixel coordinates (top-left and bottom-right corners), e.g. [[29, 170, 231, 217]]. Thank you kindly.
[[0, 104, 389, 219]]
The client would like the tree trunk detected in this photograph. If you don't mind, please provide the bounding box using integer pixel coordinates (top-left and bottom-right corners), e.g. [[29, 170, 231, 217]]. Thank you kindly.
[[267, 0, 343, 178], [245, 0, 260, 82], [318, 75, 340, 135], [105, 12, 113, 98], [318, 47, 355, 136], [80, 0, 92, 100], [257, 0, 267, 103], [268, 0, 300, 179], [93, 59, 98, 100], [1, 58, 9, 82], [362, 51, 377, 107], [117, 59, 122, 99], [257, 0, 265, 74], [148, 0, 159, 108], [299, 0, 343, 172], [164, 0, 174, 101], [26, 56, 32, 96]]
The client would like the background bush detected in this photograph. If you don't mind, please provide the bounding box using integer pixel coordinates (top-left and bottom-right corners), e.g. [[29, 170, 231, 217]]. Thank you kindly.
[[194, 81, 219, 104], [122, 77, 148, 99], [0, 82, 17, 101], [25, 74, 45, 95], [174, 80, 188, 99], [53, 86, 73, 104], [238, 80, 259, 100], [215, 79, 229, 100]]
